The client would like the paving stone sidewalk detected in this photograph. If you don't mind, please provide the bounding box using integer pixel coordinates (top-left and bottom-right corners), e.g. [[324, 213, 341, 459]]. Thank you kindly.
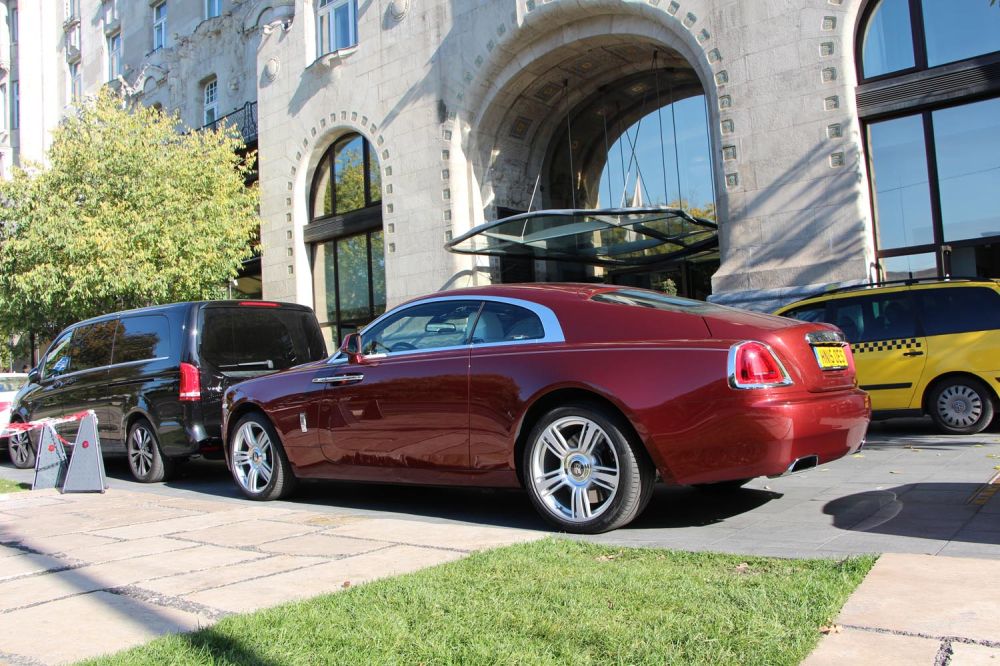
[[0, 489, 542, 665], [804, 553, 1000, 665]]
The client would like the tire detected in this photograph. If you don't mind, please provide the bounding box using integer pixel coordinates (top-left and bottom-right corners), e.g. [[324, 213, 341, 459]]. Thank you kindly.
[[928, 377, 995, 435], [127, 418, 174, 483], [229, 412, 297, 501], [522, 403, 654, 534], [694, 478, 753, 492], [8, 428, 35, 469]]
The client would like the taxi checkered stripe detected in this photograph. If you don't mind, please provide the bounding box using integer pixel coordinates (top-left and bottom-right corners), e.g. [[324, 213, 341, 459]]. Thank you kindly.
[[850, 338, 922, 354]]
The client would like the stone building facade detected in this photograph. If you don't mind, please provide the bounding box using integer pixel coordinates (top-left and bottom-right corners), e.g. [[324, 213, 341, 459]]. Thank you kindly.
[[5, 0, 1000, 346]]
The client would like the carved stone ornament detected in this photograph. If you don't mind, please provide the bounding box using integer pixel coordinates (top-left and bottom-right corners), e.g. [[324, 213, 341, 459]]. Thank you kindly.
[[264, 57, 280, 82], [389, 0, 410, 21]]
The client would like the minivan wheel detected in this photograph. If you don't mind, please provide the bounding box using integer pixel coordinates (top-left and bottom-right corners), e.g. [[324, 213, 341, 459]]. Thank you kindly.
[[127, 419, 175, 483], [929, 378, 995, 435], [523, 403, 654, 534], [230, 412, 297, 501], [8, 430, 35, 469]]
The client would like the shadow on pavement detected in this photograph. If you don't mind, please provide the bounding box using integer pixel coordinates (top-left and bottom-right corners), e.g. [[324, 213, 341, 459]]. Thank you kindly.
[[823, 483, 999, 545], [624, 485, 782, 530]]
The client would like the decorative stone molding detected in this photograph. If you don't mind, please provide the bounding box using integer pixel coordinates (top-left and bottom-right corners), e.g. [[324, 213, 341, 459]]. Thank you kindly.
[[389, 0, 410, 21]]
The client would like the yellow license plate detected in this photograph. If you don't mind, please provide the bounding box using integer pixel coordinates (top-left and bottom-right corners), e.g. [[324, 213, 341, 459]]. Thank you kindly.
[[814, 346, 848, 370]]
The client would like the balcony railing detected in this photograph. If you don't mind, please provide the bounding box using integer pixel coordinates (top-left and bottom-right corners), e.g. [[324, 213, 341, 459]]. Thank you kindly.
[[201, 100, 258, 145]]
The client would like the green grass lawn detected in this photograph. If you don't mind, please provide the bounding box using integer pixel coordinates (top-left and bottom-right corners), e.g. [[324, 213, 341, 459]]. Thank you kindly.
[[84, 539, 874, 666], [0, 477, 29, 494]]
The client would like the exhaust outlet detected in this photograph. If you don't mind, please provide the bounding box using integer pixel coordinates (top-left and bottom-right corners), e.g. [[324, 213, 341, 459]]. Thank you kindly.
[[770, 454, 820, 478]]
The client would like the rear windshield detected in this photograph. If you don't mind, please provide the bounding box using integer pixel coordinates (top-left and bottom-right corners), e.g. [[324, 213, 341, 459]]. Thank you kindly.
[[592, 289, 732, 315], [200, 307, 328, 378]]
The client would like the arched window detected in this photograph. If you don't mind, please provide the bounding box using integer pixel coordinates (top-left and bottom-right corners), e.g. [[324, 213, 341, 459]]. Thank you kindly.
[[308, 133, 384, 347], [856, 0, 1000, 281]]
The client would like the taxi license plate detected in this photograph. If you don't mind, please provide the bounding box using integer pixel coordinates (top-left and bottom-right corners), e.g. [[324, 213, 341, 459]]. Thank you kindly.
[[814, 346, 847, 370]]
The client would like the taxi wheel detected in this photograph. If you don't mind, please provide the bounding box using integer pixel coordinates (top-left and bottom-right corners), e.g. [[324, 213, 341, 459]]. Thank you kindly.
[[928, 378, 995, 435]]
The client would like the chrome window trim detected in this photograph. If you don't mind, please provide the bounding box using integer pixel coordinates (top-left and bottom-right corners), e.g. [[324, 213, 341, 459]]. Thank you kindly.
[[326, 294, 566, 364], [43, 357, 171, 381]]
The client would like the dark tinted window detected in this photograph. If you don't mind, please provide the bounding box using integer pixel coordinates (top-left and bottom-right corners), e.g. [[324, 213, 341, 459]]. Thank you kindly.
[[916, 287, 1000, 336], [200, 307, 327, 377], [826, 293, 918, 343], [782, 304, 826, 323], [113, 315, 172, 364], [42, 332, 74, 378], [71, 321, 117, 371], [471, 301, 544, 343]]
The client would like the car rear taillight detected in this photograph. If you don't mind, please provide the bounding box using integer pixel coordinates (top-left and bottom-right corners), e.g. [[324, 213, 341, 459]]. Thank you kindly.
[[179, 362, 202, 401], [728, 341, 793, 389]]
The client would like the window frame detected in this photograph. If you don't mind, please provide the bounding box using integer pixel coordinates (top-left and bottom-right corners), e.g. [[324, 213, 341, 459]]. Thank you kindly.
[[10, 6, 17, 44], [203, 78, 218, 126], [205, 0, 221, 19], [11, 81, 18, 130], [152, 1, 167, 51], [316, 0, 358, 58], [107, 31, 122, 81], [69, 61, 82, 101]]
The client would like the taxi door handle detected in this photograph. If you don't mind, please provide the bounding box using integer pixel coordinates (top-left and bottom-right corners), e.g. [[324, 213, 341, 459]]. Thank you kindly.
[[902, 351, 924, 357]]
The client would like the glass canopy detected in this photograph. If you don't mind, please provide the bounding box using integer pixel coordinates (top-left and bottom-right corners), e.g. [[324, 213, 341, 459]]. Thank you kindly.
[[446, 207, 718, 267]]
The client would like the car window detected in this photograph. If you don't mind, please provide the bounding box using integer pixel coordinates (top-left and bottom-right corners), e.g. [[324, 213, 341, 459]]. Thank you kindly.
[[470, 301, 545, 344], [916, 287, 1000, 336], [42, 331, 74, 379], [826, 293, 918, 342], [70, 321, 117, 372], [201, 307, 327, 377], [0, 377, 27, 391], [113, 315, 172, 364], [782, 304, 827, 323], [362, 300, 481, 354]]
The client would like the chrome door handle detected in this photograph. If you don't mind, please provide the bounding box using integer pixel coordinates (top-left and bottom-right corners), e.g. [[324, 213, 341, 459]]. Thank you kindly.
[[902, 351, 924, 357], [312, 374, 365, 385]]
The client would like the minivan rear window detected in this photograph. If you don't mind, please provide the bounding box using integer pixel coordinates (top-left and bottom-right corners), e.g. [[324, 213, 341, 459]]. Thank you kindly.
[[200, 307, 328, 377]]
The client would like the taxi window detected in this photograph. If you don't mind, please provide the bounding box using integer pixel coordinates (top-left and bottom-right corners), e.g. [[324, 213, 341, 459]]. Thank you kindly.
[[782, 304, 826, 323], [826, 293, 918, 343], [916, 287, 1000, 336]]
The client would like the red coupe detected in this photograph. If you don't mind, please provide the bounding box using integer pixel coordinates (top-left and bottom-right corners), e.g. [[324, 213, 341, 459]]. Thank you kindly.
[[222, 284, 869, 533]]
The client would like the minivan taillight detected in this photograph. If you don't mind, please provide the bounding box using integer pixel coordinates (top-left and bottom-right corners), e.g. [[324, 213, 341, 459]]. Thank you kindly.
[[179, 362, 202, 401], [728, 341, 793, 389]]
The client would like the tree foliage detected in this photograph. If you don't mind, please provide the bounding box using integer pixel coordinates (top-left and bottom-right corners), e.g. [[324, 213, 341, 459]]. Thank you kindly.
[[0, 88, 259, 335]]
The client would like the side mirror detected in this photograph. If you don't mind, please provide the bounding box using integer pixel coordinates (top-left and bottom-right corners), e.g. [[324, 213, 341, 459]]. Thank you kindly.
[[28, 367, 39, 383], [339, 333, 364, 365]]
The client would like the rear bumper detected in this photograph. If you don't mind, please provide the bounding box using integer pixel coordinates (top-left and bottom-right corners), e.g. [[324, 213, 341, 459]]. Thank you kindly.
[[648, 388, 871, 486]]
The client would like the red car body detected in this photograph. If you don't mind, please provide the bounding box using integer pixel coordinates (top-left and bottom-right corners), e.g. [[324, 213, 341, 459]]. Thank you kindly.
[[222, 284, 870, 531]]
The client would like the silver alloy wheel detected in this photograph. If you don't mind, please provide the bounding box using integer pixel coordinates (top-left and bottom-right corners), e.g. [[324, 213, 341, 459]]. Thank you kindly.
[[529, 415, 621, 523], [9, 432, 32, 467], [129, 426, 155, 478], [232, 421, 274, 495], [935, 384, 983, 429]]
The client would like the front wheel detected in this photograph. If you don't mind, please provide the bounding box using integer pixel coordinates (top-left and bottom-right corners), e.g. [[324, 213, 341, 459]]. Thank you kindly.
[[523, 403, 654, 534], [929, 378, 995, 435], [8, 429, 35, 469], [127, 419, 174, 483], [230, 412, 297, 501]]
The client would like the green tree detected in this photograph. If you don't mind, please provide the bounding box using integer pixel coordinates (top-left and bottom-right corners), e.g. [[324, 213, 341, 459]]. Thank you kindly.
[[0, 88, 259, 336]]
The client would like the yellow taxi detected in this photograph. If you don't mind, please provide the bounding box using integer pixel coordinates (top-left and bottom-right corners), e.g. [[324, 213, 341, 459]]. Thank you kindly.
[[774, 279, 1000, 435]]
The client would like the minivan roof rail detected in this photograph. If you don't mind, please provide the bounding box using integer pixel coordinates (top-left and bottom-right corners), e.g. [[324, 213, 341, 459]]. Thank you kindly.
[[822, 276, 997, 295]]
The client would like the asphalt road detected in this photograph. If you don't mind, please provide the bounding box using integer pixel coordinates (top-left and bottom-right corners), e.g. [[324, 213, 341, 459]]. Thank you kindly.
[[2, 417, 998, 559]]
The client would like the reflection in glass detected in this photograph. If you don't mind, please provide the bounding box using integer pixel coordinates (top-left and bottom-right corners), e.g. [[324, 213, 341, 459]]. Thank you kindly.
[[862, 0, 915, 78], [882, 253, 937, 281], [371, 231, 386, 316], [336, 234, 370, 322], [334, 136, 365, 214], [368, 143, 382, 203], [932, 98, 1000, 243], [868, 115, 934, 249], [312, 163, 333, 218], [312, 241, 337, 323], [922, 0, 1000, 68]]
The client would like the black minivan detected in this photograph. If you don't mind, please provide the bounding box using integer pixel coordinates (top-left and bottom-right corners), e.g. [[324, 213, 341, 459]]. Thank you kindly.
[[7, 301, 327, 481]]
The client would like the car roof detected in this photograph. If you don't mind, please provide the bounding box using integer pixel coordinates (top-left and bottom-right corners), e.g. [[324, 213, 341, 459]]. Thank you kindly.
[[65, 300, 312, 330], [775, 278, 1000, 313], [414, 282, 623, 306]]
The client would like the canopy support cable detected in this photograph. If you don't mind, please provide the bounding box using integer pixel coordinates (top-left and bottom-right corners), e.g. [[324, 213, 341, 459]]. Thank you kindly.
[[668, 72, 682, 207], [653, 51, 670, 207], [562, 79, 577, 209]]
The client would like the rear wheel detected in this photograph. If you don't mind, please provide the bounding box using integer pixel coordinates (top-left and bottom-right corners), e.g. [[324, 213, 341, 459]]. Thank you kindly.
[[8, 429, 35, 469], [230, 412, 297, 501], [929, 378, 995, 435], [523, 403, 654, 534], [127, 419, 174, 483]]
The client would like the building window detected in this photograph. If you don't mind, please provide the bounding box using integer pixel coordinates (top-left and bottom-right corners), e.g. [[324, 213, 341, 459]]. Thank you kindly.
[[106, 0, 119, 22], [205, 0, 221, 19], [0, 85, 6, 131], [65, 0, 80, 21], [316, 0, 358, 57], [11, 81, 18, 130], [203, 79, 218, 125], [309, 133, 384, 346], [10, 7, 17, 44], [152, 2, 167, 51], [856, 0, 1000, 280], [69, 62, 82, 100], [108, 32, 122, 80]]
